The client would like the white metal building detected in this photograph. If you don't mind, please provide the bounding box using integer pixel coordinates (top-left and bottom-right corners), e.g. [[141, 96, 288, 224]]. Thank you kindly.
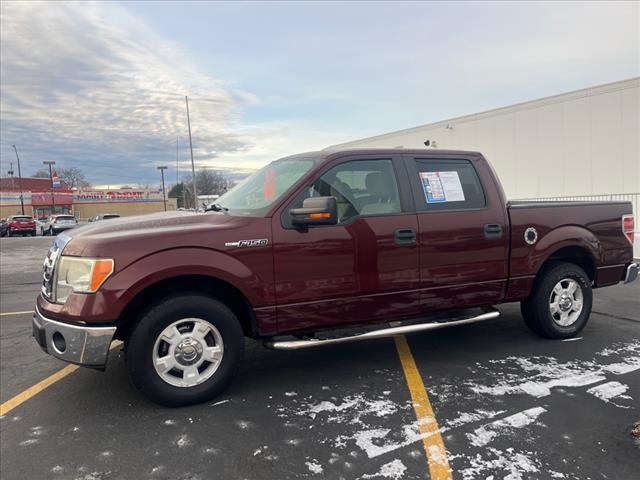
[[330, 77, 640, 253]]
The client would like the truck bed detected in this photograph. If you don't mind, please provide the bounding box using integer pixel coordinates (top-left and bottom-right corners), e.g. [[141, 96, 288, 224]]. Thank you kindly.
[[506, 200, 634, 300]]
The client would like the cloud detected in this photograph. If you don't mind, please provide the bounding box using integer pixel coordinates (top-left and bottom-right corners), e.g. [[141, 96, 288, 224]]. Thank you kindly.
[[0, 1, 251, 185]]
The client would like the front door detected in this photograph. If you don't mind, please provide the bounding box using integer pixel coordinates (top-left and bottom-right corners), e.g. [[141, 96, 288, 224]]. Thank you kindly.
[[272, 156, 420, 333], [405, 154, 509, 312]]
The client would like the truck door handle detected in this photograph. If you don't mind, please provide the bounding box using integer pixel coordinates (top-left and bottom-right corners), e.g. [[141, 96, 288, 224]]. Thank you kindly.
[[484, 223, 503, 240], [394, 228, 416, 246]]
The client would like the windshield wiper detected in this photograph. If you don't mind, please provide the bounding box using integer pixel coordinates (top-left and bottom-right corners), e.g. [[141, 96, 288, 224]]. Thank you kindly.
[[206, 203, 229, 213]]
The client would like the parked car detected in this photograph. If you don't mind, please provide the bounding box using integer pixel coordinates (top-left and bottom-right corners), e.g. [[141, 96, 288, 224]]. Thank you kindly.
[[0, 219, 8, 237], [4, 215, 37, 237], [88, 213, 121, 222], [32, 149, 637, 407], [40, 214, 78, 236]]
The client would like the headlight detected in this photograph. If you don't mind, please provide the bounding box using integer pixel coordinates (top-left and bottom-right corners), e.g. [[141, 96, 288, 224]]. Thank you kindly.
[[55, 257, 114, 303]]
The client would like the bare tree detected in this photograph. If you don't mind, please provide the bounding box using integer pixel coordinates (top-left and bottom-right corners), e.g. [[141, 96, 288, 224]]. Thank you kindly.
[[186, 169, 234, 196], [58, 166, 91, 189], [31, 169, 50, 178]]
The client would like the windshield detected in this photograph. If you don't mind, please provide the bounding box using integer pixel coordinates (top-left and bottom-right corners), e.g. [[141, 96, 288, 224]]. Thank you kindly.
[[11, 216, 32, 221], [215, 157, 315, 215], [56, 216, 75, 221]]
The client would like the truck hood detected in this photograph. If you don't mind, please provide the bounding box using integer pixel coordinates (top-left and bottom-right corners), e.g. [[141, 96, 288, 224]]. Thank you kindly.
[[61, 211, 239, 259], [73, 211, 230, 237]]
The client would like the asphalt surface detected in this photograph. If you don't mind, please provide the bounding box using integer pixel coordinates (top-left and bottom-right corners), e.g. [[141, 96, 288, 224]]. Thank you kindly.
[[0, 236, 639, 480]]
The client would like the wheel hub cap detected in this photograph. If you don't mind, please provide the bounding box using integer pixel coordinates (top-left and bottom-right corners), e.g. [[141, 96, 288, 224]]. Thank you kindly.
[[558, 295, 573, 311], [549, 278, 584, 327], [152, 318, 224, 388], [175, 338, 203, 365]]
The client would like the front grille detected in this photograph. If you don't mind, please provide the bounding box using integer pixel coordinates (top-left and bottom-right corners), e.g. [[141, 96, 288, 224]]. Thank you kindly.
[[41, 234, 71, 301]]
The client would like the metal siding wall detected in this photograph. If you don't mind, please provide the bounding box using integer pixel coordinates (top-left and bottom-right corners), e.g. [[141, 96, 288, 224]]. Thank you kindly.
[[621, 87, 640, 194], [332, 79, 640, 200]]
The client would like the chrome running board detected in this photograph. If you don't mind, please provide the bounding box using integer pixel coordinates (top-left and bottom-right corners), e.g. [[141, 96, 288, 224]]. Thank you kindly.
[[264, 309, 500, 351]]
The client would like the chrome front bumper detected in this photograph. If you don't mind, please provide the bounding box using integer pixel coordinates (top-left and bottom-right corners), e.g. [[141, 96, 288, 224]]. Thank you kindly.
[[32, 306, 116, 368], [624, 262, 639, 284]]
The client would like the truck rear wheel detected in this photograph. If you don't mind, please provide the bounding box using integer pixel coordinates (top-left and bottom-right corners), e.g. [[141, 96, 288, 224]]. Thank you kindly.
[[126, 294, 244, 407], [521, 261, 592, 339]]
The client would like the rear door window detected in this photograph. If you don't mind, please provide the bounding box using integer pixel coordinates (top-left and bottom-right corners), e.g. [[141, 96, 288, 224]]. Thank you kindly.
[[411, 159, 486, 211]]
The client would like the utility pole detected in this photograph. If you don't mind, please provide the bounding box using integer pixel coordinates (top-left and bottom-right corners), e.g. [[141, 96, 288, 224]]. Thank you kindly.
[[43, 160, 56, 214], [8, 163, 14, 191], [176, 136, 179, 186], [11, 145, 25, 215], [185, 96, 198, 211], [157, 166, 168, 211]]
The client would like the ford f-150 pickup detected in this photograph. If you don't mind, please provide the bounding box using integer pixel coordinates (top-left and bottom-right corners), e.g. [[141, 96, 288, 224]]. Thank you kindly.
[[32, 149, 638, 406]]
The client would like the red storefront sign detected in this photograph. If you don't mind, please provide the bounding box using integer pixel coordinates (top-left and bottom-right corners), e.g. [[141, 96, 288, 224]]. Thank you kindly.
[[30, 190, 74, 206]]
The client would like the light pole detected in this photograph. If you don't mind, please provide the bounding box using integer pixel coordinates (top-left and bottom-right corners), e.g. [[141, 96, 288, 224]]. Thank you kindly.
[[185, 96, 198, 211], [43, 160, 56, 214], [11, 145, 25, 215], [157, 166, 168, 211]]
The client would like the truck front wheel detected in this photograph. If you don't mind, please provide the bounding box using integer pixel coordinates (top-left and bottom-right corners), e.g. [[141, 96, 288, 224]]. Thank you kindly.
[[521, 261, 593, 339], [126, 294, 244, 407]]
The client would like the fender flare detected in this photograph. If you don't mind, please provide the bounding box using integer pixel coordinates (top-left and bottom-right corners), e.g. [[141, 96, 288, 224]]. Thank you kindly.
[[105, 247, 270, 318], [531, 224, 601, 277]]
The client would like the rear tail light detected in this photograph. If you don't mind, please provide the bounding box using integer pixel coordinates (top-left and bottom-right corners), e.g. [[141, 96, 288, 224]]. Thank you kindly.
[[622, 215, 634, 245]]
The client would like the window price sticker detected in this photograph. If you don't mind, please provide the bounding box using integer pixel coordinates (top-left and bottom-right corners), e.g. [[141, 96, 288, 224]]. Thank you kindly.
[[419, 171, 465, 203]]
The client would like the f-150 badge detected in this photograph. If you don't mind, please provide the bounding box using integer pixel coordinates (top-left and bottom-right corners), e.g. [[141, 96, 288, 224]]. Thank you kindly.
[[225, 239, 269, 248]]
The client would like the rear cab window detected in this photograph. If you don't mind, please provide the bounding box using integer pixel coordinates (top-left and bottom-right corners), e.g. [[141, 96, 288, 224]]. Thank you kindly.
[[408, 158, 486, 211]]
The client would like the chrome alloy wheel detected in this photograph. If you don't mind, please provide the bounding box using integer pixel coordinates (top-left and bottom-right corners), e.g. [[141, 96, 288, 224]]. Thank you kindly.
[[152, 318, 224, 388], [549, 278, 584, 327]]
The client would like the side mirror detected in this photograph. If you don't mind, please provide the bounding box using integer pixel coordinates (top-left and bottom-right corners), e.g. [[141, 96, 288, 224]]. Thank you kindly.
[[290, 196, 338, 226]]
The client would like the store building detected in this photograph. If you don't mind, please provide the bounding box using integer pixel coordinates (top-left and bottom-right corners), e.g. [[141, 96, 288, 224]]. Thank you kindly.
[[0, 177, 176, 220]]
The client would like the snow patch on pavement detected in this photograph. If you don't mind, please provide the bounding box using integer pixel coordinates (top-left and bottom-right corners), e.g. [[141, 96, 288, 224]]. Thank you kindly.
[[586, 381, 632, 406], [456, 447, 540, 480], [467, 407, 547, 447], [284, 393, 404, 427], [305, 459, 323, 474], [361, 459, 407, 479], [467, 341, 640, 399]]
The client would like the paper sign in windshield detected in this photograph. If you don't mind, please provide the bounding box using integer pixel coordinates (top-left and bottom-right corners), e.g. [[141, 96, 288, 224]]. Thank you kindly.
[[419, 171, 465, 203]]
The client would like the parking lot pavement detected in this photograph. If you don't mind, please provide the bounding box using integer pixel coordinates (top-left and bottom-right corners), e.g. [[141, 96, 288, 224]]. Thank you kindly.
[[1, 237, 638, 479]]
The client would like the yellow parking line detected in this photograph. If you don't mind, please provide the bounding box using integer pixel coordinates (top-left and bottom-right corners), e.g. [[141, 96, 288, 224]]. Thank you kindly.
[[395, 335, 452, 480], [0, 310, 34, 317], [0, 364, 80, 416], [0, 341, 122, 417]]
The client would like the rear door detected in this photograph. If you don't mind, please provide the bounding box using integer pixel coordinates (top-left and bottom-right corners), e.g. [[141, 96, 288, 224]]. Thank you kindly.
[[405, 154, 509, 312], [272, 155, 420, 332]]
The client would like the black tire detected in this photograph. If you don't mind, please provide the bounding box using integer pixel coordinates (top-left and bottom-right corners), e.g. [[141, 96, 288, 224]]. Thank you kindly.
[[521, 261, 592, 339], [126, 294, 244, 407]]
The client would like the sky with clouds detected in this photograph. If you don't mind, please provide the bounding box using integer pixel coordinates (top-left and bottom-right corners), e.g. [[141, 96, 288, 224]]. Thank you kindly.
[[1, 1, 638, 188]]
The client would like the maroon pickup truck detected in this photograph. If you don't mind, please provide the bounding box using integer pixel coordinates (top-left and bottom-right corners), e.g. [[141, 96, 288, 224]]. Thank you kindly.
[[33, 149, 637, 406]]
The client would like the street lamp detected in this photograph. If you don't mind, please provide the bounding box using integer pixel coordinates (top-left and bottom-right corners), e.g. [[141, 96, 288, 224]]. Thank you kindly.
[[157, 166, 168, 211], [11, 145, 25, 215], [43, 160, 56, 214]]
